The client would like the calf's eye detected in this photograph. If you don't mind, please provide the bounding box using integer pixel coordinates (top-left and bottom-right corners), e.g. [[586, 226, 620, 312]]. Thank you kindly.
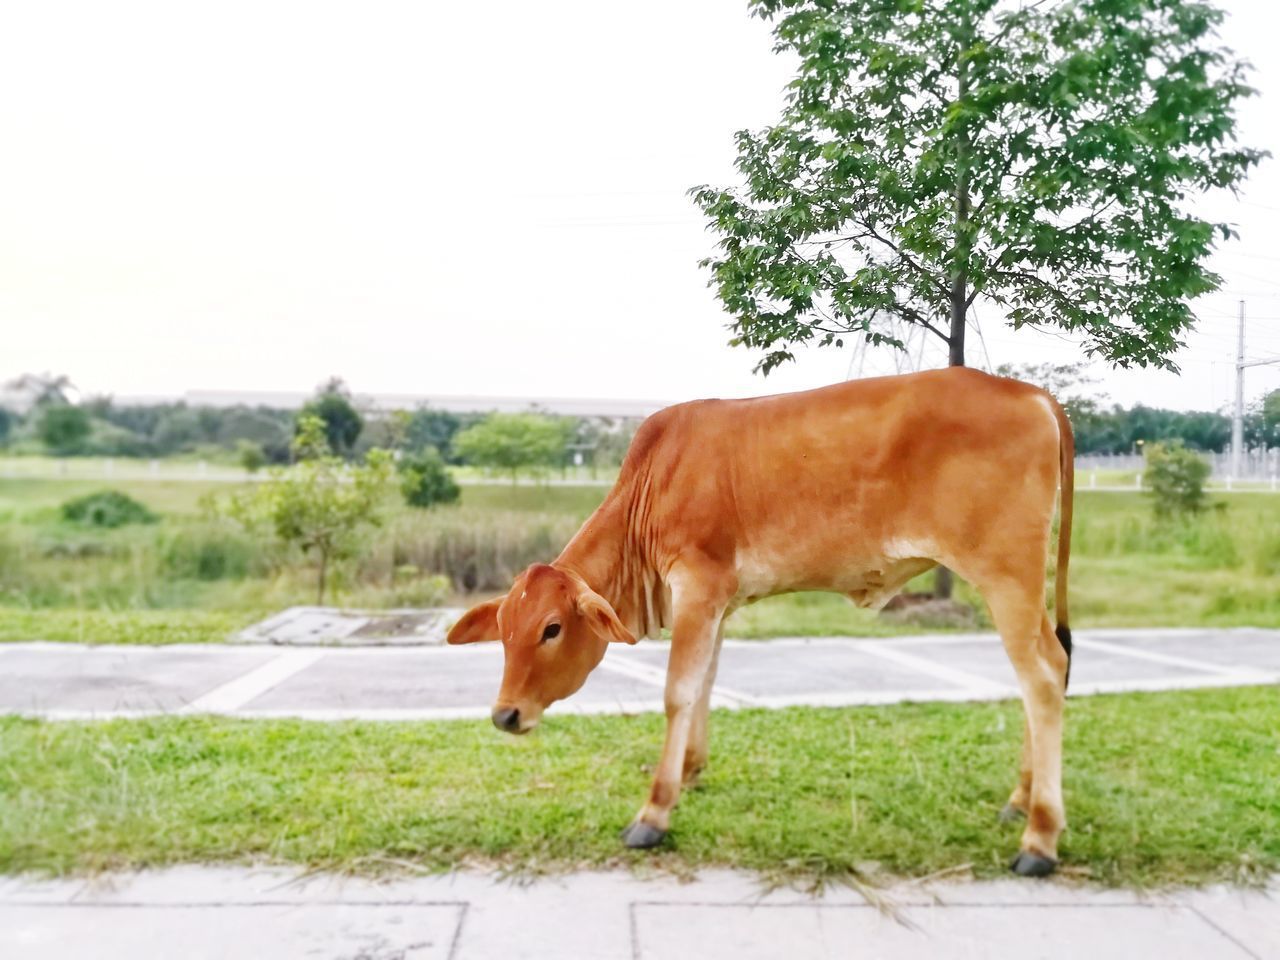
[[541, 623, 561, 643]]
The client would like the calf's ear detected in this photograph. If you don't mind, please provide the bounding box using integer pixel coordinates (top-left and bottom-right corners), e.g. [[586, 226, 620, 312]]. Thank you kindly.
[[576, 587, 637, 645], [447, 598, 502, 644]]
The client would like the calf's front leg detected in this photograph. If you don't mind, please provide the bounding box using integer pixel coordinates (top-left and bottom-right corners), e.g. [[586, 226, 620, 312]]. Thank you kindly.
[[621, 568, 729, 849]]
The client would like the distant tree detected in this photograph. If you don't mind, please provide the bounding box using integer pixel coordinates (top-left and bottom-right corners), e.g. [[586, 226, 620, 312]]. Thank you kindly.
[[38, 405, 91, 455], [299, 378, 363, 458], [152, 407, 204, 454], [226, 415, 393, 603], [404, 408, 469, 460], [996, 361, 1106, 427], [215, 408, 293, 463], [0, 407, 12, 447], [7, 373, 74, 408], [1265, 390, 1280, 430], [1143, 439, 1211, 518], [236, 440, 267, 474], [694, 0, 1262, 374], [399, 447, 461, 509], [453, 413, 569, 485], [1252, 389, 1280, 448]]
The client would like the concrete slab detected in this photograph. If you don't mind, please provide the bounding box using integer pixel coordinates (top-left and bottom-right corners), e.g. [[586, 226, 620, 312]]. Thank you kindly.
[[617, 641, 953, 697], [634, 902, 1253, 960], [1186, 885, 1280, 959], [1089, 628, 1280, 675], [905, 636, 1212, 689], [236, 606, 465, 646], [243, 647, 664, 714], [1, 867, 1272, 960], [0, 646, 274, 714], [0, 903, 463, 960], [1, 629, 1276, 721]]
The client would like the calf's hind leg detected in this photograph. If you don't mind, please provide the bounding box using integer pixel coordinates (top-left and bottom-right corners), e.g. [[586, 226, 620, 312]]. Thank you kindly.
[[983, 583, 1069, 877]]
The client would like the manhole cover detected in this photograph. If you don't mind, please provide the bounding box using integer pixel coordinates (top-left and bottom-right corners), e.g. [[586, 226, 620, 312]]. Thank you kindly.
[[236, 607, 465, 646]]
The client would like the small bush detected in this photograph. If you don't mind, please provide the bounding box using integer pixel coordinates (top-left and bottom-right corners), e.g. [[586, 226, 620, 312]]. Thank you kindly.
[[237, 440, 266, 473], [1143, 440, 1211, 519], [162, 524, 258, 581], [361, 508, 579, 592], [61, 491, 158, 528], [399, 448, 461, 509]]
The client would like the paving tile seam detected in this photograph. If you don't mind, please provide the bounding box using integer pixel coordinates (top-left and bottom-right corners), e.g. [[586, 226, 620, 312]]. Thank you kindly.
[[1185, 905, 1266, 960]]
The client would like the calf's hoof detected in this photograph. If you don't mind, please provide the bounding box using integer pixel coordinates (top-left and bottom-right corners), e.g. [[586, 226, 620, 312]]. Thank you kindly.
[[1009, 851, 1057, 878], [620, 821, 667, 849], [998, 803, 1027, 823]]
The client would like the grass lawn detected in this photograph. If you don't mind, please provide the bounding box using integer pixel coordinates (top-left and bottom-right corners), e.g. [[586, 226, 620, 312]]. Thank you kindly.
[[0, 608, 263, 645], [2, 477, 1278, 643], [1, 687, 1275, 886]]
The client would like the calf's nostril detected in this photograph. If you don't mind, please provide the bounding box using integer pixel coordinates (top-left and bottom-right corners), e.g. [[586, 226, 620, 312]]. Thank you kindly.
[[492, 707, 520, 732]]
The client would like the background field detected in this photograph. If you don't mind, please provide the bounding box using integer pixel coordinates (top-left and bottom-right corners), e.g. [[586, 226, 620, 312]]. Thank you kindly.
[[2, 474, 1278, 643]]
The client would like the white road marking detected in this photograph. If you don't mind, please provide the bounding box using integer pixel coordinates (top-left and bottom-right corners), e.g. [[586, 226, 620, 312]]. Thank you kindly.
[[178, 650, 325, 714], [598, 655, 765, 707], [2, 630, 1277, 722], [854, 641, 1015, 697], [1071, 636, 1275, 679]]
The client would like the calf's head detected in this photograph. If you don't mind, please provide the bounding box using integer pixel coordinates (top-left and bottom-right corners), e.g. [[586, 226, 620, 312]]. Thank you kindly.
[[446, 563, 635, 734]]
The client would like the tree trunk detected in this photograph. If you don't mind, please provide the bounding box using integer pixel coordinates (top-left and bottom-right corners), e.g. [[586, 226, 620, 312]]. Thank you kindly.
[[936, 16, 973, 601], [317, 549, 328, 605]]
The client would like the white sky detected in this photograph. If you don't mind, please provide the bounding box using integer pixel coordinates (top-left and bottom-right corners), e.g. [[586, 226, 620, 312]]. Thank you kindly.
[[2, 0, 1278, 412]]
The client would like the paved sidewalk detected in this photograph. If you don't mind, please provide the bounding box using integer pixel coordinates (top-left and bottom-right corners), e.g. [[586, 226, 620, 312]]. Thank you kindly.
[[0, 628, 1276, 721], [1, 866, 1275, 959]]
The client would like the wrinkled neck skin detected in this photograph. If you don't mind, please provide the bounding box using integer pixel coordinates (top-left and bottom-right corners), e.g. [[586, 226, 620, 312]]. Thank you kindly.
[[554, 471, 670, 641]]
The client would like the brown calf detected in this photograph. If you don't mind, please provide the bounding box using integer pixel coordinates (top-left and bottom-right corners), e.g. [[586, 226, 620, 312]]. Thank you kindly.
[[448, 367, 1074, 877]]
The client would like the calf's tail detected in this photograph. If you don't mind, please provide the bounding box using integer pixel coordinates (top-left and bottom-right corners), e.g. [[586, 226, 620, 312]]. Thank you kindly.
[[1052, 400, 1074, 688]]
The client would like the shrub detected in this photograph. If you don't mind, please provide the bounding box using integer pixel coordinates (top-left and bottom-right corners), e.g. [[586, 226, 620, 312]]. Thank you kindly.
[[237, 440, 266, 474], [224, 416, 394, 603], [1143, 440, 1211, 519], [38, 405, 91, 455], [61, 490, 158, 528], [162, 524, 258, 581], [362, 509, 580, 592], [399, 448, 461, 509]]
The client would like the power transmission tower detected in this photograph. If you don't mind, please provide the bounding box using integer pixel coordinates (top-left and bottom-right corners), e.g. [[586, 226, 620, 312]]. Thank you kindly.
[[845, 315, 933, 380], [1230, 300, 1280, 478]]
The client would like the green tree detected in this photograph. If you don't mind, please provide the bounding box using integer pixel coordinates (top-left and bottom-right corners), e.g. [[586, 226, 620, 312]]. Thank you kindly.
[[227, 415, 393, 603], [453, 413, 569, 485], [299, 378, 363, 458], [1143, 439, 1211, 518], [0, 407, 13, 447], [38, 405, 91, 455], [693, 0, 1262, 373], [404, 408, 471, 461], [236, 439, 267, 474], [996, 361, 1105, 426], [399, 447, 461, 509]]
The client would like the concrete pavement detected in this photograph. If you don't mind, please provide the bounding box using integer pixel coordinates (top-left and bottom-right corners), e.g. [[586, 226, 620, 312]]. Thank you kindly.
[[0, 628, 1276, 721], [1, 866, 1275, 959]]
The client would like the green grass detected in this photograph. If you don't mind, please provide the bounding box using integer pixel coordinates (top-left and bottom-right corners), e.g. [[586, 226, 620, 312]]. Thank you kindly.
[[1, 687, 1275, 885], [3, 475, 1279, 642], [0, 608, 260, 645], [0, 477, 235, 518]]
